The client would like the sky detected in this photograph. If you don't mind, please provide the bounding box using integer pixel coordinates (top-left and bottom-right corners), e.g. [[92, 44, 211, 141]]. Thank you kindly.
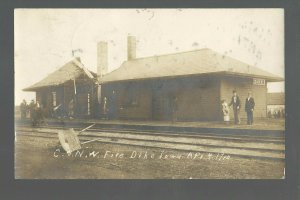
[[15, 9, 284, 105]]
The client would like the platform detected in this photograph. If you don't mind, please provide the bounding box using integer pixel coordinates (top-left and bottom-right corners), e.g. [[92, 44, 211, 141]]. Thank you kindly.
[[15, 117, 285, 137], [78, 118, 285, 130]]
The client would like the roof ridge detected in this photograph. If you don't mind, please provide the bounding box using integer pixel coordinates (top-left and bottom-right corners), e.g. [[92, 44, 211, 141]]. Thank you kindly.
[[100, 47, 284, 83], [126, 48, 211, 62], [112, 48, 282, 79]]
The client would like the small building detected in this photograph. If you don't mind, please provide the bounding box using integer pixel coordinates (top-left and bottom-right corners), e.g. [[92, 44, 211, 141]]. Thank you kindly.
[[267, 92, 285, 118], [98, 36, 284, 121], [267, 92, 285, 106], [23, 57, 98, 118]]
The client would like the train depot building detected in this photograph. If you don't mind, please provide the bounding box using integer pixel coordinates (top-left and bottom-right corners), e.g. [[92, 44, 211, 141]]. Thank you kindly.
[[24, 36, 284, 121]]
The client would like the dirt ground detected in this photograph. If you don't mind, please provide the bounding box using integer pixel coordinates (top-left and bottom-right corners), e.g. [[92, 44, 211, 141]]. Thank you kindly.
[[15, 135, 285, 179]]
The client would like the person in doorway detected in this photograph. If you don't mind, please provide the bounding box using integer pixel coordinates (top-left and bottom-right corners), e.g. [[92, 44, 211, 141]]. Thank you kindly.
[[228, 90, 241, 125], [221, 99, 230, 124], [20, 99, 27, 120], [245, 92, 255, 125]]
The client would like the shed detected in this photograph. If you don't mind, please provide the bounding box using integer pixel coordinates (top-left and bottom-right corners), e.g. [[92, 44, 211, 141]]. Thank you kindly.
[[267, 92, 285, 106]]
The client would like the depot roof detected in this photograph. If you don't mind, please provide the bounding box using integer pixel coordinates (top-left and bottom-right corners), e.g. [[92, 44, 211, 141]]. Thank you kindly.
[[100, 48, 283, 84]]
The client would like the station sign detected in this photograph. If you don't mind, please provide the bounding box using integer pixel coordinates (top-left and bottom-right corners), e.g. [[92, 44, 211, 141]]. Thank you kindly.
[[253, 78, 265, 85]]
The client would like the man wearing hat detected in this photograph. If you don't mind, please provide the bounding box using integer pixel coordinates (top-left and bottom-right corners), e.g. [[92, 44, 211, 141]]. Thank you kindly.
[[229, 90, 241, 124], [245, 91, 255, 125]]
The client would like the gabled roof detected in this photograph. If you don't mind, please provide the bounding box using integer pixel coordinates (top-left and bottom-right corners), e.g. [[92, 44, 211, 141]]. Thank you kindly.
[[100, 48, 284, 84], [267, 92, 285, 105], [23, 58, 97, 91]]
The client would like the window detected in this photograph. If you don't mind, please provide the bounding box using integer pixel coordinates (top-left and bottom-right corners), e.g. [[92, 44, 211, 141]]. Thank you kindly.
[[123, 85, 138, 107], [128, 88, 138, 106], [52, 92, 57, 107]]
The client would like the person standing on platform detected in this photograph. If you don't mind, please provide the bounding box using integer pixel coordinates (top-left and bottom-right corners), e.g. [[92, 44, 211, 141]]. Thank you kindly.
[[229, 90, 241, 125], [34, 101, 43, 126], [245, 91, 255, 125], [20, 99, 27, 120], [102, 97, 108, 120], [221, 99, 230, 124], [29, 99, 36, 121]]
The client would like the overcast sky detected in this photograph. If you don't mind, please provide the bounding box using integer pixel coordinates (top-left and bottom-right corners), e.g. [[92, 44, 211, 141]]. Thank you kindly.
[[15, 9, 284, 105]]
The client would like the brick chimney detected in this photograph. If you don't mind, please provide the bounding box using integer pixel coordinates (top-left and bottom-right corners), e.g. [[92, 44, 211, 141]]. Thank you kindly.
[[97, 41, 108, 81], [127, 35, 136, 60]]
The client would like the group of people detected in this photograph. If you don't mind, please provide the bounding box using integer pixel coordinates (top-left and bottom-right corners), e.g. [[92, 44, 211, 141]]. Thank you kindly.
[[20, 98, 76, 125], [267, 108, 285, 119], [20, 90, 256, 125], [221, 90, 255, 125], [20, 99, 45, 126]]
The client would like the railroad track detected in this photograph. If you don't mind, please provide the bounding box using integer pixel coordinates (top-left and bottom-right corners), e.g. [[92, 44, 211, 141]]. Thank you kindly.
[[15, 124, 285, 160]]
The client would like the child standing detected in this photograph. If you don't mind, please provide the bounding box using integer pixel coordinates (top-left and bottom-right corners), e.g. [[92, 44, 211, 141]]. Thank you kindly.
[[221, 99, 230, 124]]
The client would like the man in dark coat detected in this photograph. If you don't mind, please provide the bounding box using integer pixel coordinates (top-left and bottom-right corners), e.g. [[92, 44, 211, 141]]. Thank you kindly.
[[20, 99, 27, 120], [228, 90, 241, 124], [245, 91, 255, 125], [102, 97, 108, 120], [29, 99, 36, 121]]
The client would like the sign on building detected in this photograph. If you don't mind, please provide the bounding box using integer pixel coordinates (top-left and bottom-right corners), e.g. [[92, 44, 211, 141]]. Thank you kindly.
[[253, 78, 265, 85]]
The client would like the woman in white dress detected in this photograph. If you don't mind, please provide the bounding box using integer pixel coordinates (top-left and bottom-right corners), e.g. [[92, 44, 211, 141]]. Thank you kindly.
[[221, 99, 230, 124]]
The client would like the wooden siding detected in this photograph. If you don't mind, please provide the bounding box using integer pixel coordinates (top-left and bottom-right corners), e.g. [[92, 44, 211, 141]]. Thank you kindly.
[[176, 79, 220, 121], [102, 76, 221, 121], [101, 82, 152, 120]]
